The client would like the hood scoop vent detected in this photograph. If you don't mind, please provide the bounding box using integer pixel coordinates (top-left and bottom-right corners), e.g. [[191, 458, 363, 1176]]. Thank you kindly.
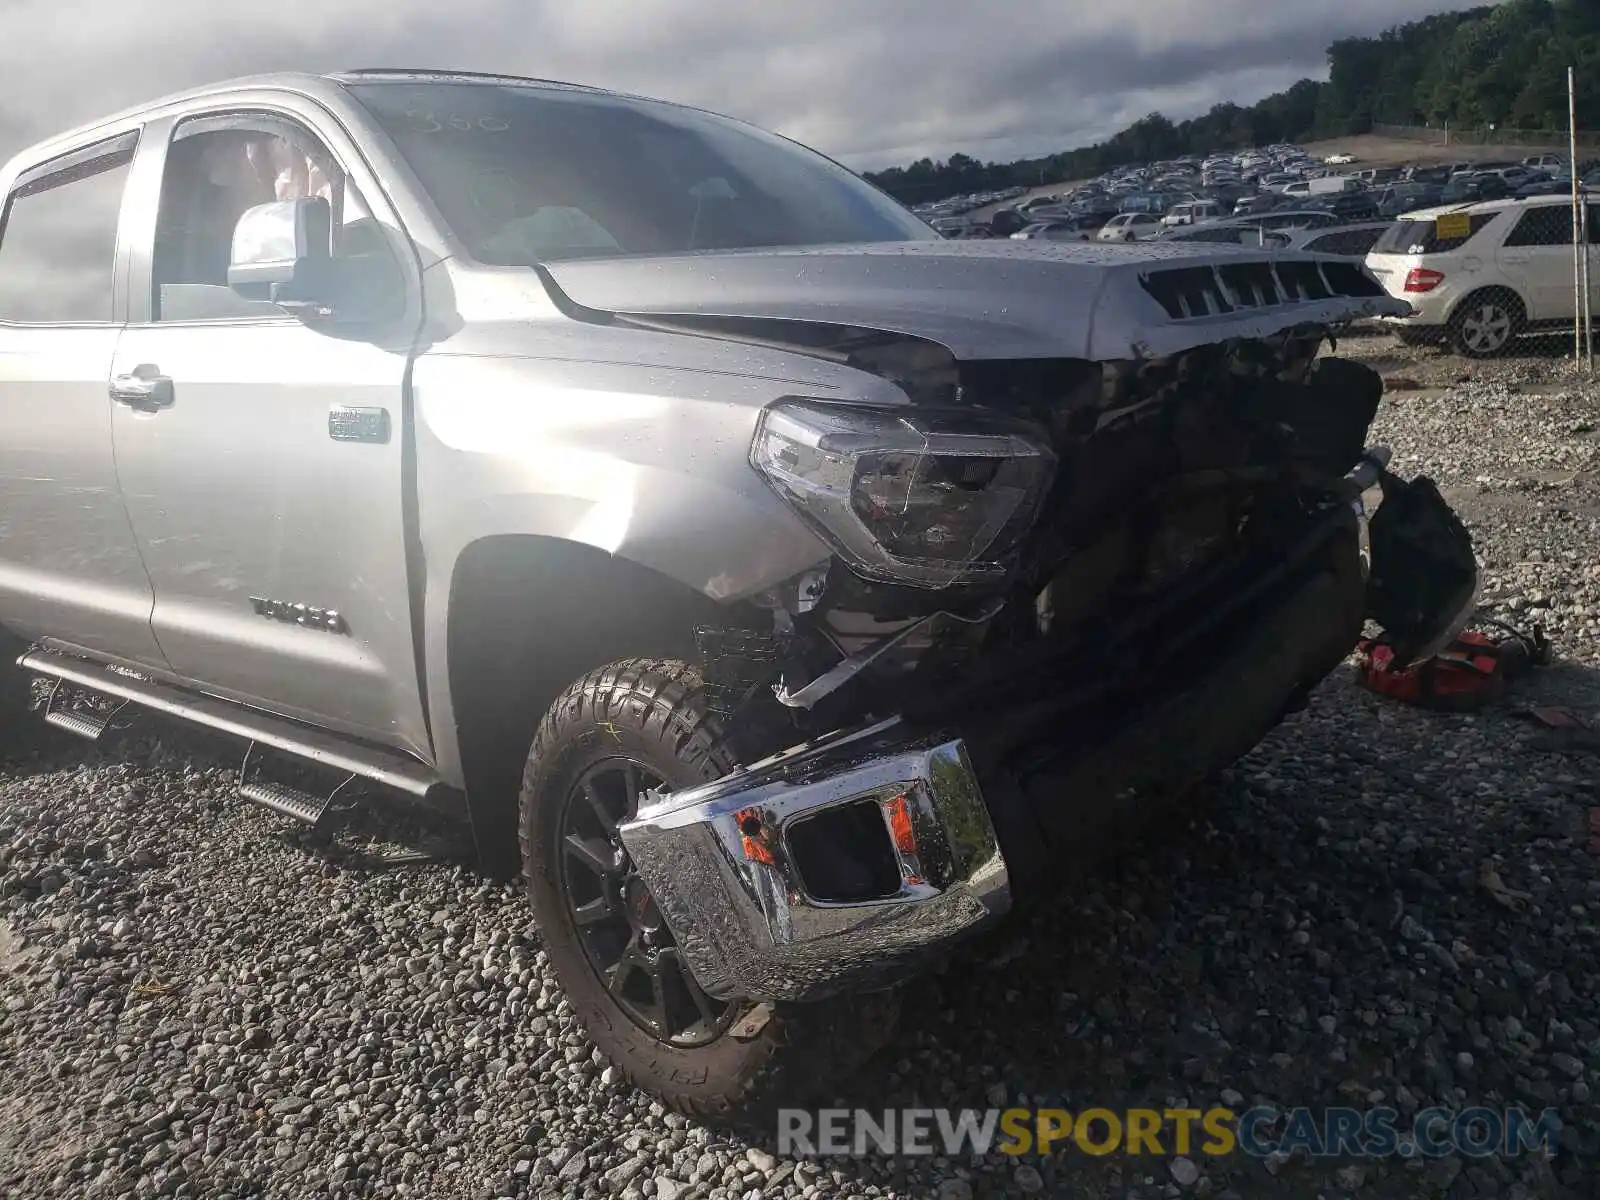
[[1142, 257, 1385, 321], [537, 240, 1409, 364]]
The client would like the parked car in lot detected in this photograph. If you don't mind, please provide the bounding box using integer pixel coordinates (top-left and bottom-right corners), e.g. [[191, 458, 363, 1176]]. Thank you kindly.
[[1349, 167, 1401, 186], [1440, 173, 1512, 203], [1515, 174, 1577, 198], [1282, 176, 1358, 199], [1161, 199, 1223, 227], [1117, 193, 1173, 216], [1233, 192, 1292, 216], [1244, 209, 1343, 232], [1404, 165, 1455, 185], [1279, 221, 1393, 261], [1324, 152, 1357, 165], [0, 72, 1476, 1121], [1488, 165, 1548, 190], [1010, 219, 1089, 241], [1158, 223, 1290, 247], [989, 207, 1029, 237], [1096, 211, 1165, 240], [1306, 191, 1381, 222], [1365, 195, 1597, 356], [1376, 182, 1443, 217]]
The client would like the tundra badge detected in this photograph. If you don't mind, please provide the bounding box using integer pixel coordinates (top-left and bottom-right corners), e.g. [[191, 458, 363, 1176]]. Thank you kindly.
[[249, 596, 348, 634], [328, 406, 391, 444]]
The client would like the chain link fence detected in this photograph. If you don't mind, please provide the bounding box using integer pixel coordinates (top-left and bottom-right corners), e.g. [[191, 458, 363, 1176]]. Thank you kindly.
[[1370, 122, 1600, 151]]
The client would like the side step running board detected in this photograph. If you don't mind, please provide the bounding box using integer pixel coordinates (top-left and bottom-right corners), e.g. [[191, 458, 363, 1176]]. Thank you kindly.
[[42, 677, 130, 742], [238, 740, 356, 827], [18, 649, 445, 807]]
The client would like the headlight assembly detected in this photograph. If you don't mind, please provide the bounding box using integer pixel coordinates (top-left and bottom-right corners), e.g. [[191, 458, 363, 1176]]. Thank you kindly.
[[750, 400, 1057, 589]]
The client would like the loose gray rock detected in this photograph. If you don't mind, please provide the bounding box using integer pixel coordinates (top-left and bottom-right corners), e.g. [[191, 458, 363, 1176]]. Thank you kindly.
[[1553, 1052, 1587, 1080], [744, 1146, 777, 1172], [1335, 1163, 1368, 1190], [1013, 1163, 1045, 1194]]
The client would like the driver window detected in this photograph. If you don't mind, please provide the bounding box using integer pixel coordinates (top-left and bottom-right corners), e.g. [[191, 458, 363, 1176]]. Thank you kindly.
[[151, 121, 380, 323]]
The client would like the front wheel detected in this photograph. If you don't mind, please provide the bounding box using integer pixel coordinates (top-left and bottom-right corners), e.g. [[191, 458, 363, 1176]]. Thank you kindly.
[[518, 658, 900, 1124]]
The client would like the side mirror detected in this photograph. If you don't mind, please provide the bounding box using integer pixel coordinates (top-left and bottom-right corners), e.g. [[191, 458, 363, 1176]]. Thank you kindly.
[[228, 198, 333, 309]]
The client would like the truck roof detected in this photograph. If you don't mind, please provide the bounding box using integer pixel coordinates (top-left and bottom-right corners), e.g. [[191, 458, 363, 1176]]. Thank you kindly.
[[3, 69, 638, 175]]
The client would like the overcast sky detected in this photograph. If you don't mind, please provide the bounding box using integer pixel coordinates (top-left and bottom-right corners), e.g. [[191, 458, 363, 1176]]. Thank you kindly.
[[1, 0, 1486, 171]]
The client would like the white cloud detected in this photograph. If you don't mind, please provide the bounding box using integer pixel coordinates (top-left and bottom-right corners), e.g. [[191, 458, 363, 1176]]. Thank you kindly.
[[1, 0, 1486, 169]]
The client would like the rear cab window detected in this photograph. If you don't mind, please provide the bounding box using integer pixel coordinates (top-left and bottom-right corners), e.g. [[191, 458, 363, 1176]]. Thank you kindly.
[[0, 132, 138, 324], [1372, 211, 1499, 256]]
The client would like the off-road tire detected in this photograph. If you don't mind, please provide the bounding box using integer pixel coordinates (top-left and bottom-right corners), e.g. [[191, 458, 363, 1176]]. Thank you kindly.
[[1449, 289, 1523, 359], [518, 658, 900, 1125]]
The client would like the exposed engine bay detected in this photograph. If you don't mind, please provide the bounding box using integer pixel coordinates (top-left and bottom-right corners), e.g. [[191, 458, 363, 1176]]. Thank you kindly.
[[695, 325, 1465, 758]]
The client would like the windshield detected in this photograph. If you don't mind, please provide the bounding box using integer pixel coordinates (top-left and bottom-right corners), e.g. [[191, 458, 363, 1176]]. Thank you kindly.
[[344, 81, 935, 264]]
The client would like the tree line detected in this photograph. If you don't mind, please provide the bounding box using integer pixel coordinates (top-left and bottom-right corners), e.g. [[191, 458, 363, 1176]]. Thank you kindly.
[[865, 0, 1600, 204]]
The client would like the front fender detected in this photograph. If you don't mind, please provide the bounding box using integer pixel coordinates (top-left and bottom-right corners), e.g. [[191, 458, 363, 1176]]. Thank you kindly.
[[414, 349, 833, 598], [412, 345, 838, 787]]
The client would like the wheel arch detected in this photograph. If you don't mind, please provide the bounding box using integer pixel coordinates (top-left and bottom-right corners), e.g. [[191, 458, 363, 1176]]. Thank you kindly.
[[441, 534, 736, 873], [1447, 283, 1527, 326]]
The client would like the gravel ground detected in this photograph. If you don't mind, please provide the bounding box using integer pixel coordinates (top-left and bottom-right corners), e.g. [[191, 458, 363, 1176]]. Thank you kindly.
[[3, 343, 1600, 1200]]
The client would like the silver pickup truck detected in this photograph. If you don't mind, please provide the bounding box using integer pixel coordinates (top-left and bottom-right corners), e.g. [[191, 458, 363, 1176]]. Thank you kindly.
[[0, 69, 1476, 1121]]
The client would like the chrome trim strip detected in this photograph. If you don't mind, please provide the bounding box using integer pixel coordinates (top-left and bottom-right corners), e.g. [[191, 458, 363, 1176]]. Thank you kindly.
[[618, 730, 1010, 1002]]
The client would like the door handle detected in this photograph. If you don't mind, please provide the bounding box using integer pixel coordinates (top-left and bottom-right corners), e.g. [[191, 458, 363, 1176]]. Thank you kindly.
[[110, 368, 174, 411]]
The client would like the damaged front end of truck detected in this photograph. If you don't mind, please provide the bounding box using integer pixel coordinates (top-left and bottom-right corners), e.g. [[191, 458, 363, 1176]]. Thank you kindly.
[[591, 246, 1477, 1007]]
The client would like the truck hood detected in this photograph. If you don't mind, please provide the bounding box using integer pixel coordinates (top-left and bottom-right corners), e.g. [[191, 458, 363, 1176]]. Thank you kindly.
[[538, 239, 1410, 363]]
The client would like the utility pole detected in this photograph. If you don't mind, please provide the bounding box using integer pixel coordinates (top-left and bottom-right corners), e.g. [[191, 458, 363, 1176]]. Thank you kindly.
[[1571, 67, 1593, 371]]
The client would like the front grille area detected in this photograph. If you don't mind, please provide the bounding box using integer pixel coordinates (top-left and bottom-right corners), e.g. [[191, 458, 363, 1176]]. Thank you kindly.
[[1141, 256, 1383, 319]]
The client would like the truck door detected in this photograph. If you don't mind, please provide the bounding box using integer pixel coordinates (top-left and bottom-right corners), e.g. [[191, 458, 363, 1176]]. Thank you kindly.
[[107, 105, 432, 757], [0, 131, 170, 669]]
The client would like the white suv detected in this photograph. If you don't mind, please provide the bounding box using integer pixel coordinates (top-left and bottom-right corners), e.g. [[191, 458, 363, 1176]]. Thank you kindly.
[[1096, 212, 1164, 241], [1365, 196, 1593, 357]]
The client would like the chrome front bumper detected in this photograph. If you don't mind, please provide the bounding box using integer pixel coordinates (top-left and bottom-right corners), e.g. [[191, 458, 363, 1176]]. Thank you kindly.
[[617, 720, 1010, 1003]]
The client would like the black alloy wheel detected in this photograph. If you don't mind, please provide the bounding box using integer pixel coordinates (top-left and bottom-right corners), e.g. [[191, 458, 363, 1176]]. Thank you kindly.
[[557, 755, 735, 1047]]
